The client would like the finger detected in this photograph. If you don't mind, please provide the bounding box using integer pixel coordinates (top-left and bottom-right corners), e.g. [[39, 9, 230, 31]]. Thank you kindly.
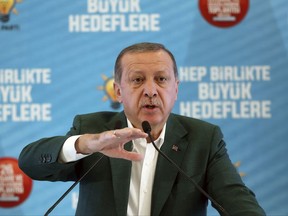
[[120, 151, 144, 161], [113, 130, 121, 139], [100, 148, 143, 161], [114, 128, 148, 140]]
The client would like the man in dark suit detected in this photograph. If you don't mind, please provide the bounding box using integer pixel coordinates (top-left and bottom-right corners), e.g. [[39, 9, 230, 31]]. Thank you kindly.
[[19, 42, 265, 216]]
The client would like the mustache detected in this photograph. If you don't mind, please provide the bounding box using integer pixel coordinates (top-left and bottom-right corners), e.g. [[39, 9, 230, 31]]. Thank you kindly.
[[140, 99, 161, 107]]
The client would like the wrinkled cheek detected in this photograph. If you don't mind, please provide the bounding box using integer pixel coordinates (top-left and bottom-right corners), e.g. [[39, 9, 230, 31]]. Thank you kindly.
[[123, 99, 139, 112]]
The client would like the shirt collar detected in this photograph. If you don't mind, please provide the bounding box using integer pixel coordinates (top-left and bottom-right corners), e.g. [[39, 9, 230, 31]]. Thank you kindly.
[[126, 119, 166, 148]]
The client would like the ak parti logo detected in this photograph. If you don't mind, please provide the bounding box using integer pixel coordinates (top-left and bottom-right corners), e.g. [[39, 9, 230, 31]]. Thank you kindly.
[[97, 74, 121, 110], [199, 0, 249, 28], [0, 0, 22, 23]]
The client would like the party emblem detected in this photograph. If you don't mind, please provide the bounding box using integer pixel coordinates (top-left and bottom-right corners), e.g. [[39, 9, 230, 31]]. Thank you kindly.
[[0, 0, 23, 23]]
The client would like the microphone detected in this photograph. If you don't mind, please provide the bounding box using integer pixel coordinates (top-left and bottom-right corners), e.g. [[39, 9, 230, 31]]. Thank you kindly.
[[44, 120, 122, 216], [141, 121, 230, 216]]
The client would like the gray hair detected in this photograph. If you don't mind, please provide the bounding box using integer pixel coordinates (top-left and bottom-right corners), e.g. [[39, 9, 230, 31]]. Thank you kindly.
[[114, 42, 178, 83]]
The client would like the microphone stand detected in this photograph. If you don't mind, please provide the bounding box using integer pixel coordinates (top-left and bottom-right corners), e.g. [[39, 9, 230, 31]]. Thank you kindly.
[[44, 154, 104, 216]]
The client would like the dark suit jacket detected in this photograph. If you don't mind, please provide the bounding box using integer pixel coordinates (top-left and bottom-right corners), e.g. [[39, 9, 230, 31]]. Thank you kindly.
[[19, 111, 265, 216]]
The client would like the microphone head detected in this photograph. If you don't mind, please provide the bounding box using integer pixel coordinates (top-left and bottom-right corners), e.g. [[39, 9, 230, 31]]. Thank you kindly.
[[142, 121, 151, 133]]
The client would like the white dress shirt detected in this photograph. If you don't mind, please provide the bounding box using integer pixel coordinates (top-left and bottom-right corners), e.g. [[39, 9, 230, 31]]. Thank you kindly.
[[59, 119, 166, 216], [127, 120, 165, 216]]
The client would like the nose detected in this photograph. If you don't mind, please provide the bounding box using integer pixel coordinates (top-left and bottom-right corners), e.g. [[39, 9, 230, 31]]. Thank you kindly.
[[143, 79, 158, 98]]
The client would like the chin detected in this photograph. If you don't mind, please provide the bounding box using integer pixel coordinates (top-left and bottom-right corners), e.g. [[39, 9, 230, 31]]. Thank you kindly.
[[139, 110, 166, 124], [141, 116, 163, 127]]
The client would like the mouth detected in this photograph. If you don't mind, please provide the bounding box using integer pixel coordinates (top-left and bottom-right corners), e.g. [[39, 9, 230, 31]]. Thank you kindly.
[[141, 99, 161, 111], [141, 103, 159, 110], [144, 104, 157, 109]]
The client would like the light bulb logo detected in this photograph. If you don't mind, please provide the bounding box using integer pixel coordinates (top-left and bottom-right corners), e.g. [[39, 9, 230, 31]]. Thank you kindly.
[[98, 74, 121, 109], [0, 0, 22, 23], [0, 0, 15, 22]]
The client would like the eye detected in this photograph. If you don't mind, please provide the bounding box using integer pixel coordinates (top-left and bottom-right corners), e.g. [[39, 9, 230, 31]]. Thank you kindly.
[[157, 76, 168, 83], [131, 77, 144, 84]]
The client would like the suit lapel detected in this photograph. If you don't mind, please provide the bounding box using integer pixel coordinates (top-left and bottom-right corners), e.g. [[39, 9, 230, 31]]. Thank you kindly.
[[105, 112, 188, 216], [151, 115, 188, 216]]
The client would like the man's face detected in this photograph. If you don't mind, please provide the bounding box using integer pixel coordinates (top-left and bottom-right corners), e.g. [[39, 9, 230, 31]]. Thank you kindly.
[[114, 50, 179, 133]]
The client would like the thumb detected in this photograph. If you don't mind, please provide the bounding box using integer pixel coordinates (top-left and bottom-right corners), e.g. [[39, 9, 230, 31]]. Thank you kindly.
[[120, 151, 144, 161]]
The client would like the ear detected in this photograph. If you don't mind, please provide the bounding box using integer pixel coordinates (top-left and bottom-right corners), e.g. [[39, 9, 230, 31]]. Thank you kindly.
[[113, 82, 122, 103]]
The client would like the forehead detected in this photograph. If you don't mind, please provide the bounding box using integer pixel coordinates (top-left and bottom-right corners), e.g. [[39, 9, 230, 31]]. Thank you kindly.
[[121, 50, 174, 72]]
